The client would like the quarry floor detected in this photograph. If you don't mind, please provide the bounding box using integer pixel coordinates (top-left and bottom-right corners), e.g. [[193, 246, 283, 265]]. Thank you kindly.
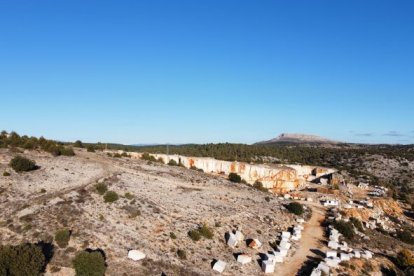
[[0, 148, 306, 276]]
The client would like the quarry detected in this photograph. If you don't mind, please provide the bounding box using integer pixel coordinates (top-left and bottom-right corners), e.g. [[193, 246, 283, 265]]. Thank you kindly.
[[1, 144, 413, 276]]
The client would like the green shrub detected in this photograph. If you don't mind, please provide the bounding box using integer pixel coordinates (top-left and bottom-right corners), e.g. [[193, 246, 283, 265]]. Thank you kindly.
[[253, 181, 268, 192], [333, 220, 355, 240], [124, 192, 134, 200], [396, 249, 414, 268], [103, 191, 119, 203], [286, 202, 304, 216], [72, 251, 106, 276], [0, 243, 45, 276], [55, 229, 71, 248], [87, 146, 95, 153], [170, 232, 177, 239], [60, 147, 75, 156], [168, 159, 178, 166], [141, 153, 157, 162], [9, 156, 37, 172], [228, 173, 241, 183], [197, 224, 214, 239], [177, 249, 187, 260], [95, 183, 108, 195], [188, 229, 201, 241], [3, 171, 10, 177]]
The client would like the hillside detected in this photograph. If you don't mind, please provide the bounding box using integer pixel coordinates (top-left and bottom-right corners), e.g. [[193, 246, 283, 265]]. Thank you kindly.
[[256, 133, 339, 145]]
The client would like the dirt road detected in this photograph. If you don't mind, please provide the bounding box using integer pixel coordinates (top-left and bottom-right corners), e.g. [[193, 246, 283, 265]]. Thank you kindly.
[[275, 204, 326, 276]]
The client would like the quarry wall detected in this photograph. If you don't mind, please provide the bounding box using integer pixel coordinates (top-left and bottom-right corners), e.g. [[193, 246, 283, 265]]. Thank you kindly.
[[127, 152, 335, 193]]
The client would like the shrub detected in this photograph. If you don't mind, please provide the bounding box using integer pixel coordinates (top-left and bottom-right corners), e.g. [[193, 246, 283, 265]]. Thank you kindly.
[[125, 192, 134, 200], [168, 159, 178, 166], [72, 251, 106, 276], [74, 140, 84, 148], [55, 229, 71, 248], [170, 232, 177, 239], [95, 183, 108, 195], [350, 217, 364, 232], [396, 249, 414, 268], [60, 147, 75, 156], [286, 202, 304, 216], [228, 173, 241, 183], [253, 181, 268, 192], [9, 156, 37, 172], [0, 243, 46, 276], [141, 153, 157, 162], [103, 191, 119, 203], [87, 146, 95, 153], [3, 171, 10, 177], [333, 220, 355, 240], [197, 224, 214, 239], [397, 229, 414, 245], [177, 249, 187, 260], [188, 229, 201, 241]]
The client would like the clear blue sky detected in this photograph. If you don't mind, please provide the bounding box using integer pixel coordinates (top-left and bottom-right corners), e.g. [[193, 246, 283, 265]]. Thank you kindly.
[[1, 0, 413, 144]]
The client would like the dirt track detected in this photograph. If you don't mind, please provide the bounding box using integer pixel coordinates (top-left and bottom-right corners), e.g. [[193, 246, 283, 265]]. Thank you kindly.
[[276, 204, 326, 276]]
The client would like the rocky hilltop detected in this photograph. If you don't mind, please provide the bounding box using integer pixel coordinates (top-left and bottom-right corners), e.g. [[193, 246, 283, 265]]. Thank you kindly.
[[257, 133, 338, 144]]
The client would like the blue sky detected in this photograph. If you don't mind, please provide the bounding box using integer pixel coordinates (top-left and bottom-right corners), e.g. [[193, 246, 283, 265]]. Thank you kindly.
[[0, 0, 413, 144]]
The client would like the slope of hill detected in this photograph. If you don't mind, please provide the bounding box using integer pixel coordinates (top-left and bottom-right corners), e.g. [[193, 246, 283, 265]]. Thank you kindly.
[[256, 133, 339, 145]]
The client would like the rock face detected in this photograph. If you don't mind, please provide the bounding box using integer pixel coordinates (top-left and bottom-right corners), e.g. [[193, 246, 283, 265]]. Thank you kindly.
[[128, 153, 335, 193]]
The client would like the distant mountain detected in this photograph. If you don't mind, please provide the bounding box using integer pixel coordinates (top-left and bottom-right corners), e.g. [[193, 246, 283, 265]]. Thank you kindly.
[[256, 133, 339, 145]]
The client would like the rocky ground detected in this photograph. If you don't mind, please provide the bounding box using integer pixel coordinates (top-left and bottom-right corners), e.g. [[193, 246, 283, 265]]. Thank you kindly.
[[0, 148, 298, 276]]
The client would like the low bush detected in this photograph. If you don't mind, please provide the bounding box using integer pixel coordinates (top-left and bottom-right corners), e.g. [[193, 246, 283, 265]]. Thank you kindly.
[[141, 153, 157, 162], [55, 229, 71, 248], [74, 140, 84, 148], [228, 173, 241, 183], [0, 243, 46, 276], [188, 229, 201, 241], [3, 171, 10, 177], [60, 147, 75, 156], [177, 249, 187, 260], [197, 224, 214, 239], [72, 251, 106, 276], [168, 159, 178, 166], [253, 181, 268, 192], [9, 156, 37, 172], [124, 192, 134, 200], [95, 183, 108, 195], [87, 146, 95, 153], [170, 232, 177, 239], [286, 202, 304, 216], [333, 220, 355, 240], [103, 191, 119, 203]]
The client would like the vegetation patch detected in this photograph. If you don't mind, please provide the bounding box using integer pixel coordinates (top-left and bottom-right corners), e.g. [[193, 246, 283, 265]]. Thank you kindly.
[[72, 250, 106, 276], [285, 202, 304, 216], [55, 229, 71, 248], [253, 181, 268, 192], [168, 159, 178, 166], [0, 243, 46, 276], [95, 183, 108, 195], [396, 229, 414, 245], [177, 249, 187, 260], [9, 155, 37, 172], [333, 220, 355, 240], [188, 224, 214, 241], [228, 173, 242, 183], [103, 191, 119, 203]]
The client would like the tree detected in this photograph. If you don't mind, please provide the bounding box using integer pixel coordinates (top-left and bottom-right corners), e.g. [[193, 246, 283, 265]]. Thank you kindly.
[[0, 243, 46, 276], [333, 220, 355, 240], [72, 251, 106, 276], [9, 156, 37, 172]]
